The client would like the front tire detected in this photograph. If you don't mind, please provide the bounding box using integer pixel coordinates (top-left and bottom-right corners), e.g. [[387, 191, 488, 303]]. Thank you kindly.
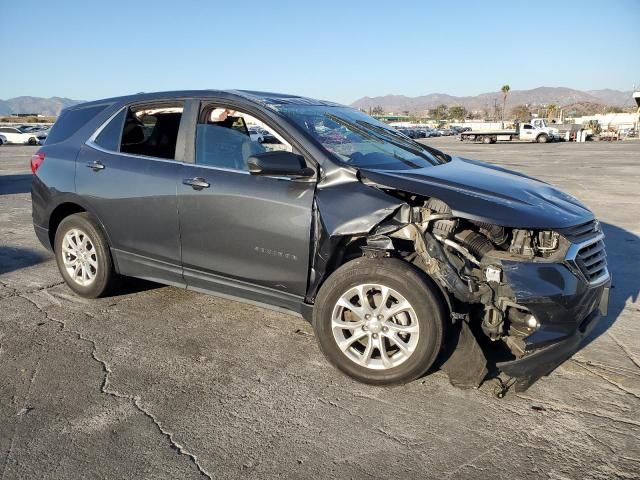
[[54, 212, 119, 298], [28, 137, 38, 145], [537, 134, 549, 143], [313, 257, 445, 385]]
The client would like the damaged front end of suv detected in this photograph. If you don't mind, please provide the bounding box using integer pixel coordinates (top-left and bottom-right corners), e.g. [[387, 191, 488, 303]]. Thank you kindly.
[[309, 169, 610, 391], [269, 100, 611, 392]]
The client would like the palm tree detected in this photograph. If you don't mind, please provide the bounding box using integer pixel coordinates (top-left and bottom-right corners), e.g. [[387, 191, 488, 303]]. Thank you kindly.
[[546, 104, 558, 119], [501, 85, 510, 126]]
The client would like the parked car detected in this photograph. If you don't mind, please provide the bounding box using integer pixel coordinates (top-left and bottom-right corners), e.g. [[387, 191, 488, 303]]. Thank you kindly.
[[0, 126, 44, 145], [403, 129, 421, 139], [248, 126, 264, 143], [259, 128, 280, 144], [31, 90, 610, 392]]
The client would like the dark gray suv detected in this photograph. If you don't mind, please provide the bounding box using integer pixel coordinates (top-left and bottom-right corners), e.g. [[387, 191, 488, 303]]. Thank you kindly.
[[31, 90, 610, 392]]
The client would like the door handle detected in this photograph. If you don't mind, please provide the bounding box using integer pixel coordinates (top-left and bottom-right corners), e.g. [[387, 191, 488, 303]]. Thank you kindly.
[[86, 161, 105, 171], [183, 177, 210, 190]]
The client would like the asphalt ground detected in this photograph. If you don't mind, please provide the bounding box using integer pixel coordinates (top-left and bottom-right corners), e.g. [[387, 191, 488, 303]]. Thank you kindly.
[[1, 138, 639, 479]]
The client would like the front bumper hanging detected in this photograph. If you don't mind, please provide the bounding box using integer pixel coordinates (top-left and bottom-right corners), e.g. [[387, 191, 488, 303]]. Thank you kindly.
[[497, 279, 610, 392]]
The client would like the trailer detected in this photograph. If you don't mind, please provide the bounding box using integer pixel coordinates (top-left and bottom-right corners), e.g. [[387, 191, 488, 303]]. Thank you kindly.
[[460, 122, 553, 144]]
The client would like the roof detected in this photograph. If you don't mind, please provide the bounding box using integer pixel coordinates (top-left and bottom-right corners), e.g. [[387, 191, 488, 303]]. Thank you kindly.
[[69, 89, 344, 111]]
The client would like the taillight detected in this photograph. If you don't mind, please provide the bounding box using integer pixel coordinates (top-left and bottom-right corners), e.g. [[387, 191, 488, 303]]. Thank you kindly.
[[30, 152, 45, 174]]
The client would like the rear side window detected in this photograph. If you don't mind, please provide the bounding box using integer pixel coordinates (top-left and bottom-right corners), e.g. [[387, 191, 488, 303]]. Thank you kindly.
[[46, 104, 109, 144], [120, 104, 183, 160], [94, 109, 126, 151]]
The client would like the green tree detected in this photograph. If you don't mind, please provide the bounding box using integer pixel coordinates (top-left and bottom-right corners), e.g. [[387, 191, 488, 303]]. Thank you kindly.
[[428, 104, 448, 123], [605, 106, 623, 114], [546, 104, 558, 119], [501, 84, 510, 124], [371, 105, 385, 116], [510, 104, 531, 122], [448, 105, 467, 121]]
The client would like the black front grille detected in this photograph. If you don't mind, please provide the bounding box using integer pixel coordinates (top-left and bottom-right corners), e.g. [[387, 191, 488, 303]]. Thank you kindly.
[[575, 239, 607, 282], [559, 220, 601, 243]]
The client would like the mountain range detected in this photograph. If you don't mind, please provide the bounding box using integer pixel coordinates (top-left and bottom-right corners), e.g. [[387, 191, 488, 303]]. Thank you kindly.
[[351, 87, 635, 114], [0, 87, 635, 117], [0, 97, 86, 116]]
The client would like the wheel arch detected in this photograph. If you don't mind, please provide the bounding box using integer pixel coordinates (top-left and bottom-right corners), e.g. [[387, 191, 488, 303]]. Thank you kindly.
[[307, 235, 367, 302], [48, 202, 87, 248], [47, 201, 114, 259], [313, 240, 453, 321]]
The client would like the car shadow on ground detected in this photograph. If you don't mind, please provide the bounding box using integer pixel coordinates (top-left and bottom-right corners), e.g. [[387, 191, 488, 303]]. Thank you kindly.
[[586, 221, 640, 345], [115, 277, 164, 296], [0, 174, 32, 195], [0, 243, 164, 295], [0, 246, 50, 275]]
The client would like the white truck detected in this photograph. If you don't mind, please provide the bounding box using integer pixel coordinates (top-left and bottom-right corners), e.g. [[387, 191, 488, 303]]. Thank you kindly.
[[460, 122, 554, 144], [531, 119, 561, 141]]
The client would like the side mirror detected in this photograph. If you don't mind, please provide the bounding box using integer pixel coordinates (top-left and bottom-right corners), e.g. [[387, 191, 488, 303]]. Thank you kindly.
[[247, 151, 315, 179]]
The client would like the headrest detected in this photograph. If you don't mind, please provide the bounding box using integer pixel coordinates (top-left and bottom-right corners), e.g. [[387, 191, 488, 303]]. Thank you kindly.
[[122, 121, 145, 144], [209, 108, 236, 123]]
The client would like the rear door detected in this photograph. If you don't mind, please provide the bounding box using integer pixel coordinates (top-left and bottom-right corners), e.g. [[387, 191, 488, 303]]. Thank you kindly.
[[76, 101, 187, 285], [177, 101, 315, 303]]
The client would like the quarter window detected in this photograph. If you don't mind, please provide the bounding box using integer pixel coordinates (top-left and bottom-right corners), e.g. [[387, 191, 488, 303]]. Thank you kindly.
[[46, 104, 109, 145], [94, 108, 126, 151]]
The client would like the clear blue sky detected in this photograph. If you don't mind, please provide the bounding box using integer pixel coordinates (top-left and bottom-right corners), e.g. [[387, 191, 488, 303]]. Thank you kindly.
[[2, 0, 639, 103]]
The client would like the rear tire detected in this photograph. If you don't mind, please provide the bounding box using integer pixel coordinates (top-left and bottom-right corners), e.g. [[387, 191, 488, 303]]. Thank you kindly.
[[28, 137, 37, 145], [54, 212, 119, 298], [482, 136, 492, 144], [537, 134, 549, 143], [313, 257, 445, 385]]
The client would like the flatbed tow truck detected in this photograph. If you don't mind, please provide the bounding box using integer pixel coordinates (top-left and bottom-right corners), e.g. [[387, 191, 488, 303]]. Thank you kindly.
[[460, 122, 554, 144]]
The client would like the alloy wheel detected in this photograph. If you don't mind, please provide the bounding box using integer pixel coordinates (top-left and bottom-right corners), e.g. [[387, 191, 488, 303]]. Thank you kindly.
[[331, 284, 420, 370], [61, 228, 98, 286]]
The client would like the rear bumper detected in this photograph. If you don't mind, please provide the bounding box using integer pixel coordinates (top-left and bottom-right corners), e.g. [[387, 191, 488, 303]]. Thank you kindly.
[[33, 223, 51, 252]]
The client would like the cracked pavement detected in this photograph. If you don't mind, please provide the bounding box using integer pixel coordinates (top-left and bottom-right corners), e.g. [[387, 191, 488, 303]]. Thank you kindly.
[[1, 140, 639, 479]]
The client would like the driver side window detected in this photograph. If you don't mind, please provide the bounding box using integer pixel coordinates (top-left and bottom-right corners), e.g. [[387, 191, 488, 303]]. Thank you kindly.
[[195, 106, 292, 171]]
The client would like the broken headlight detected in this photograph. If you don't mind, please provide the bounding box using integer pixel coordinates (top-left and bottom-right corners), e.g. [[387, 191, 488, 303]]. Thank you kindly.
[[509, 229, 566, 258]]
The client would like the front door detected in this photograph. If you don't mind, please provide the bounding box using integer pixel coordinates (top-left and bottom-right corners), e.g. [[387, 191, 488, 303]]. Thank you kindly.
[[177, 104, 315, 304], [520, 124, 535, 141]]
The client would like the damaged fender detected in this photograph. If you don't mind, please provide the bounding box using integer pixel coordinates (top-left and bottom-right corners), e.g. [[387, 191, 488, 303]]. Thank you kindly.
[[306, 170, 409, 302]]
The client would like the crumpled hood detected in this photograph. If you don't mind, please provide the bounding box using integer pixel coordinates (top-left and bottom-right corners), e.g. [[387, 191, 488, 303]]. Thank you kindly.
[[360, 157, 593, 229]]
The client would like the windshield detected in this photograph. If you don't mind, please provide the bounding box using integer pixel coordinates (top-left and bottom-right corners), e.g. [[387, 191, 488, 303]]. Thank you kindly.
[[275, 105, 448, 170]]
